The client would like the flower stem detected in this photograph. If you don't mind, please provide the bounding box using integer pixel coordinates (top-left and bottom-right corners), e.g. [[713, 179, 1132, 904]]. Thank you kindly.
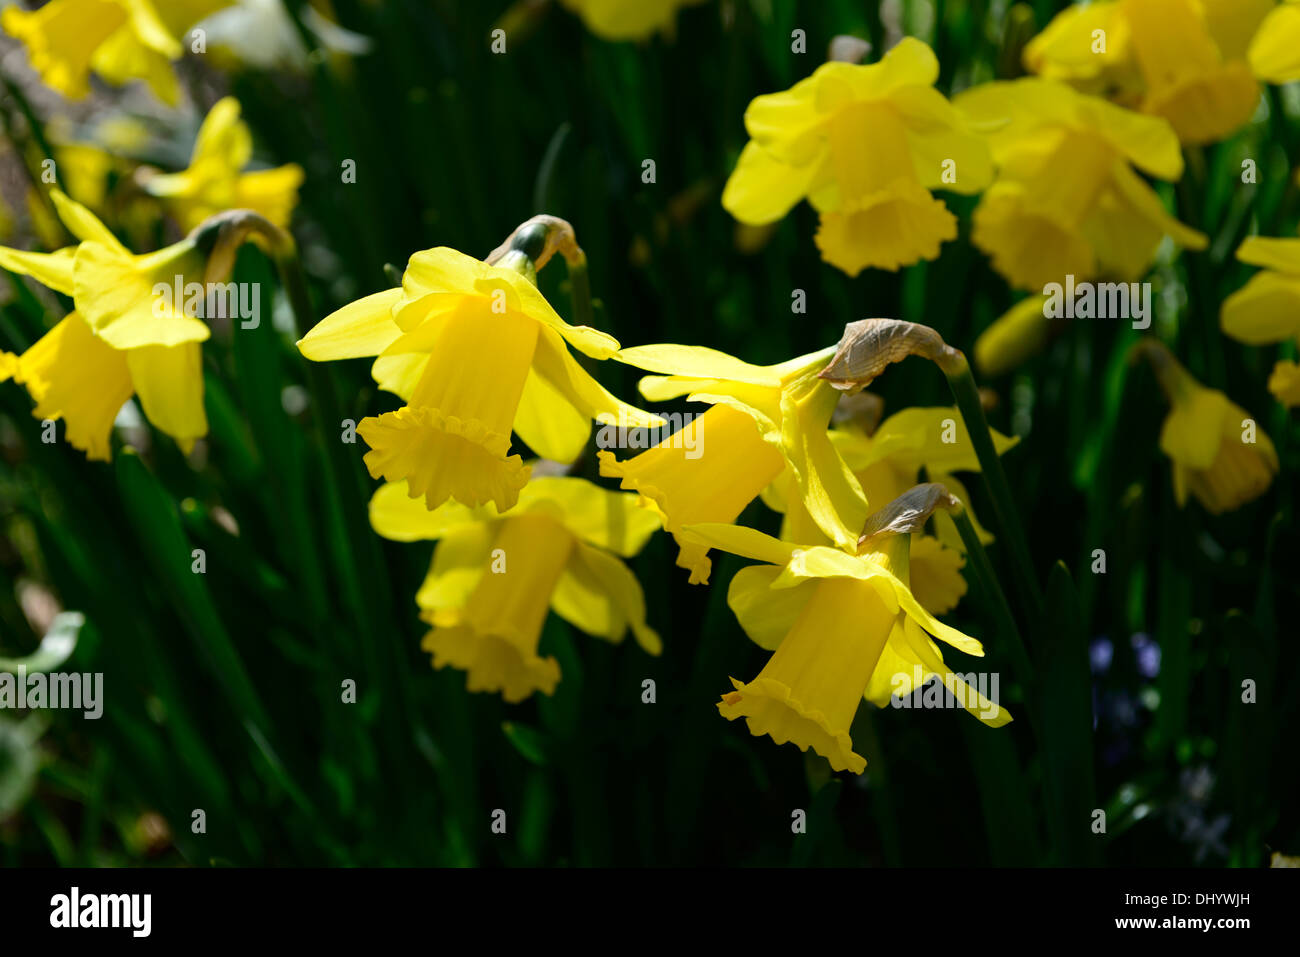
[[951, 505, 1036, 699], [565, 248, 595, 329], [938, 348, 1044, 623]]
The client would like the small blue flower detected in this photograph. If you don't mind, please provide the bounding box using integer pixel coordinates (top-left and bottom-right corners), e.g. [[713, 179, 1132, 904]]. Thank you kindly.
[[1089, 636, 1114, 674], [1131, 632, 1161, 679]]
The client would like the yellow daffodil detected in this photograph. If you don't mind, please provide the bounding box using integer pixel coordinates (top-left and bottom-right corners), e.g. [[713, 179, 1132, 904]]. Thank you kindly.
[[1221, 235, 1300, 407], [1024, 0, 1271, 145], [297, 246, 662, 513], [369, 475, 661, 702], [1250, 0, 1300, 83], [559, 0, 701, 40], [598, 342, 869, 584], [140, 97, 304, 232], [0, 313, 132, 461], [681, 485, 1011, 774], [974, 295, 1052, 377], [763, 406, 1017, 615], [0, 190, 212, 458], [955, 78, 1206, 291], [1136, 340, 1278, 514], [2, 0, 233, 105], [722, 37, 993, 275]]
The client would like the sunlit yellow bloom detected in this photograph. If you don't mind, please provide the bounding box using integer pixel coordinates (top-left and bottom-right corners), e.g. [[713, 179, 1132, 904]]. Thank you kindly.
[[141, 97, 304, 232], [560, 0, 701, 40], [722, 37, 993, 275], [2, 0, 232, 105], [1138, 341, 1278, 514], [1025, 0, 1270, 145], [0, 190, 212, 457], [955, 78, 1206, 291], [599, 342, 869, 584], [974, 295, 1051, 377], [682, 502, 1011, 774], [297, 246, 661, 513], [1250, 0, 1300, 83], [369, 475, 661, 702], [1221, 236, 1300, 407]]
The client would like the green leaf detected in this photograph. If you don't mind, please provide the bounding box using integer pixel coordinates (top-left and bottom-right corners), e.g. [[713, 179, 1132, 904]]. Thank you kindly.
[[1038, 562, 1101, 865], [501, 721, 551, 766]]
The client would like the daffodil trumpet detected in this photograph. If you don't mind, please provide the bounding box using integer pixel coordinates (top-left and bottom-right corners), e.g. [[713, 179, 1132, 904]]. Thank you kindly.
[[818, 319, 1044, 620], [681, 484, 1012, 775]]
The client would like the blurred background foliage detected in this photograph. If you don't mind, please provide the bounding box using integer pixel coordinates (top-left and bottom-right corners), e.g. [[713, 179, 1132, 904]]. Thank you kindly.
[[0, 0, 1296, 866]]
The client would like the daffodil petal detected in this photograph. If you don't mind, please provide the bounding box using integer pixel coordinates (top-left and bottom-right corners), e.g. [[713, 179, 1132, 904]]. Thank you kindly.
[[0, 245, 77, 296], [551, 541, 661, 655], [1235, 236, 1300, 274], [368, 480, 490, 541], [414, 523, 494, 622], [728, 564, 817, 651], [1221, 270, 1300, 344], [677, 522, 799, 566], [297, 288, 403, 360], [512, 367, 592, 464], [520, 476, 659, 557], [125, 342, 207, 453]]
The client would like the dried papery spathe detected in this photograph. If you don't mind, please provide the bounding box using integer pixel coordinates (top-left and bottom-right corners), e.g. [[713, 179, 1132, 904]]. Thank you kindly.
[[818, 318, 960, 392], [857, 482, 961, 551]]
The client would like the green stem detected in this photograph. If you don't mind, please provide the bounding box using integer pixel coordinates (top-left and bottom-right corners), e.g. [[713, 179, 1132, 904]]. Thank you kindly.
[[566, 248, 594, 329], [938, 348, 1044, 623], [951, 507, 1034, 685]]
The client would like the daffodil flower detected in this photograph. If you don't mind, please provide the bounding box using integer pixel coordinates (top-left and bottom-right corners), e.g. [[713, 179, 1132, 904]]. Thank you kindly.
[[598, 342, 869, 584], [369, 475, 661, 702], [140, 97, 304, 233], [681, 485, 1012, 775], [1221, 236, 1300, 407], [955, 78, 1207, 291], [1136, 340, 1278, 514], [297, 246, 662, 513], [722, 37, 993, 275], [1249, 0, 1300, 84], [763, 406, 1018, 615], [559, 0, 701, 40], [2, 0, 233, 105], [0, 190, 212, 458], [1024, 0, 1271, 145]]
